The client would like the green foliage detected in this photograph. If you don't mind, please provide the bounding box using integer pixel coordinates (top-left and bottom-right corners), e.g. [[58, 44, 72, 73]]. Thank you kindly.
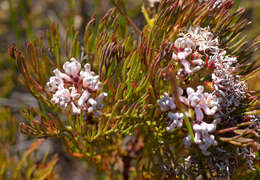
[[0, 108, 17, 145], [0, 54, 15, 97], [0, 107, 59, 179]]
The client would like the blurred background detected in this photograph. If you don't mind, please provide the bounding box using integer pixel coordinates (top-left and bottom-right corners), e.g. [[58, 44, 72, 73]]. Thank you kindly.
[[0, 0, 259, 179]]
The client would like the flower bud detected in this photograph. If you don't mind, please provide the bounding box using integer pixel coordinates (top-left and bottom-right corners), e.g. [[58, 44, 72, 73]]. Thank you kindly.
[[63, 58, 81, 79]]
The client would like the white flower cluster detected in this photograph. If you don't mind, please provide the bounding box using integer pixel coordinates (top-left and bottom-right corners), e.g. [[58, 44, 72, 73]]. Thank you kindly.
[[179, 86, 220, 155], [172, 26, 219, 76], [46, 58, 107, 116], [157, 86, 220, 152], [157, 93, 184, 132], [159, 25, 248, 155], [209, 50, 237, 72], [157, 92, 176, 112], [184, 121, 218, 155], [213, 71, 246, 107], [172, 26, 246, 115], [179, 86, 221, 122]]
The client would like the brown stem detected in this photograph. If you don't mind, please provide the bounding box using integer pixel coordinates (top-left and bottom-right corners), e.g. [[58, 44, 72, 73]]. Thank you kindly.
[[121, 129, 142, 179], [122, 155, 131, 180], [216, 127, 238, 134], [125, 16, 142, 36]]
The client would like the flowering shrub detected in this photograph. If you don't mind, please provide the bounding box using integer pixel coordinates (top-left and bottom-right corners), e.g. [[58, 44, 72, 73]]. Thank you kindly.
[[9, 0, 260, 179]]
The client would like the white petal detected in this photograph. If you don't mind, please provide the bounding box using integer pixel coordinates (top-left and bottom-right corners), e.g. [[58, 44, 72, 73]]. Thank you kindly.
[[186, 87, 195, 96], [201, 104, 217, 115], [168, 112, 177, 120], [84, 63, 91, 71], [179, 96, 189, 106], [184, 135, 192, 148], [88, 107, 94, 113], [190, 96, 200, 107], [177, 87, 183, 96], [53, 69, 72, 82], [193, 124, 201, 131], [195, 107, 204, 121], [78, 90, 90, 107], [194, 132, 202, 144], [196, 85, 204, 94], [178, 52, 187, 60], [172, 52, 178, 60], [88, 98, 97, 106], [71, 103, 81, 114], [192, 66, 202, 72], [191, 59, 204, 66]]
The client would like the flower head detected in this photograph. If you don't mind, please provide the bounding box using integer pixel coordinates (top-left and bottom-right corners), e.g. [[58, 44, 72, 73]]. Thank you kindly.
[[172, 26, 219, 75], [51, 87, 71, 109], [179, 86, 221, 122], [46, 58, 106, 116], [157, 92, 176, 112]]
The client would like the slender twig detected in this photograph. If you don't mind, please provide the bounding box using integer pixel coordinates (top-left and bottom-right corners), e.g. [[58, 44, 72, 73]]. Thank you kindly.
[[111, 0, 142, 36]]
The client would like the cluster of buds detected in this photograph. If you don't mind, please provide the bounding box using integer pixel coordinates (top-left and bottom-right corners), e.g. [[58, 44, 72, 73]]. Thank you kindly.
[[249, 115, 260, 133], [206, 148, 237, 178], [213, 72, 247, 121], [211, 53, 247, 124], [46, 58, 107, 116], [237, 147, 257, 170]]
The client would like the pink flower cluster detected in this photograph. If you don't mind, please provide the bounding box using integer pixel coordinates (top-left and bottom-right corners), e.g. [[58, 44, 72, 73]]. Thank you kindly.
[[158, 26, 247, 155], [46, 58, 107, 116], [172, 26, 219, 76], [185, 121, 217, 155], [178, 86, 221, 122], [179, 86, 220, 155]]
